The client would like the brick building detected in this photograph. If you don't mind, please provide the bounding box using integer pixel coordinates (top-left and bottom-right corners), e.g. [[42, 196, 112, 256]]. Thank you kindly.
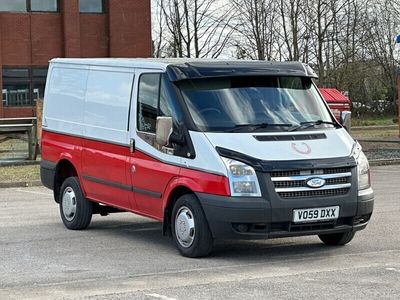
[[0, 0, 152, 118]]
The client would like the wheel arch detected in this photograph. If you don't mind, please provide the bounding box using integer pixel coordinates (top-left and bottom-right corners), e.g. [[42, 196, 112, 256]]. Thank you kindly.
[[53, 158, 79, 203], [162, 184, 195, 236]]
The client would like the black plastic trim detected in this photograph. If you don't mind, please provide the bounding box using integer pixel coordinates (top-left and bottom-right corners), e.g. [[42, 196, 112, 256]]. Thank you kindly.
[[82, 175, 162, 199], [254, 133, 326, 142], [196, 191, 372, 240], [132, 187, 162, 199], [40, 160, 56, 190], [83, 175, 131, 191], [166, 61, 318, 82], [216, 146, 357, 172]]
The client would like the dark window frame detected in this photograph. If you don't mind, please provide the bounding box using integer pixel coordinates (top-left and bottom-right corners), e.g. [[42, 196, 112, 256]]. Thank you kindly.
[[2, 66, 48, 107], [79, 0, 106, 14]]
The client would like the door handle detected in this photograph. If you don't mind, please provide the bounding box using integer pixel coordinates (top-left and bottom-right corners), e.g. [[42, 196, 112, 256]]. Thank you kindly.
[[130, 138, 135, 153], [131, 165, 136, 173]]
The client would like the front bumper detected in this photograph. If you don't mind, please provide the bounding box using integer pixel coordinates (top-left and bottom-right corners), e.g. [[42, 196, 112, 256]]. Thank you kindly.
[[197, 189, 374, 240]]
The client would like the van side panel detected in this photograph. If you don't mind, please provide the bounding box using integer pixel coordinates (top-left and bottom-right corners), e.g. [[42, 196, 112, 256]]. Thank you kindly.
[[177, 168, 231, 196], [81, 67, 135, 210], [81, 139, 133, 211], [43, 66, 88, 137], [128, 151, 180, 220], [129, 150, 231, 221], [41, 130, 83, 188]]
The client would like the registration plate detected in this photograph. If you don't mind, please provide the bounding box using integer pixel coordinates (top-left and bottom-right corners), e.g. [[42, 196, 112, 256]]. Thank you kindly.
[[293, 206, 339, 223]]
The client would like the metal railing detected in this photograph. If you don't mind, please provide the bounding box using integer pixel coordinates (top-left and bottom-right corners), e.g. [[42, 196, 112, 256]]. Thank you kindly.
[[0, 117, 38, 160]]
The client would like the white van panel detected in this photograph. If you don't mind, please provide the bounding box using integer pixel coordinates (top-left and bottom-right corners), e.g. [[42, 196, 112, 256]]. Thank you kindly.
[[135, 135, 184, 166], [83, 68, 134, 145], [203, 128, 354, 162], [44, 66, 88, 136], [182, 131, 228, 176]]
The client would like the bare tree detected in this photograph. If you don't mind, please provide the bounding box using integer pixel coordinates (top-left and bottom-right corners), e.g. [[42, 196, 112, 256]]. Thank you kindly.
[[156, 0, 235, 58], [231, 0, 279, 60]]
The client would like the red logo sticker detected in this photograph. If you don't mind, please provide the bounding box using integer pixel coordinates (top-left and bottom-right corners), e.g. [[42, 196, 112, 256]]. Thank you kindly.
[[291, 142, 311, 155]]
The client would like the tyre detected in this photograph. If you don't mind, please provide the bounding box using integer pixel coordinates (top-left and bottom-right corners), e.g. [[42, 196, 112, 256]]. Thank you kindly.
[[171, 194, 213, 258], [318, 231, 355, 245], [59, 177, 92, 230]]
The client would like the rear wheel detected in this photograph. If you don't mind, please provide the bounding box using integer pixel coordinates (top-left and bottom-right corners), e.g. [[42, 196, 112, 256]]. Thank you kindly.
[[59, 177, 92, 230], [318, 231, 355, 245], [171, 194, 213, 258]]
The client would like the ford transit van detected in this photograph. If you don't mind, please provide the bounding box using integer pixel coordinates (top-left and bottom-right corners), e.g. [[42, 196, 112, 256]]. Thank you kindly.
[[40, 58, 374, 257]]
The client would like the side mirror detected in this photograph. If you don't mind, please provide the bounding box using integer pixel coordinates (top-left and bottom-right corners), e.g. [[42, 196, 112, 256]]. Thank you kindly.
[[156, 116, 173, 147], [340, 111, 351, 132]]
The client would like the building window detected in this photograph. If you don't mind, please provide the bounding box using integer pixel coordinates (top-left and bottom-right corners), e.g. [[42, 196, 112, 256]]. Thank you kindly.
[[32, 68, 48, 100], [79, 0, 104, 13], [0, 0, 58, 13], [2, 67, 48, 107], [30, 0, 58, 12], [0, 0, 27, 12]]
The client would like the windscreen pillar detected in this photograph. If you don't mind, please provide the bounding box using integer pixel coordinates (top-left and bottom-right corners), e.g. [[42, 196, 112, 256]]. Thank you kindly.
[[61, 0, 81, 57]]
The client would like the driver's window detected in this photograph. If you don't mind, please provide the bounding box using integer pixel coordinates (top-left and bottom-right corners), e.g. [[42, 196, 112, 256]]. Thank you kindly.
[[137, 73, 183, 155]]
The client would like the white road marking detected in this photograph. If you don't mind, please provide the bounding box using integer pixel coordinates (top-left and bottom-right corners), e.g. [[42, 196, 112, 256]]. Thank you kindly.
[[146, 293, 178, 300], [14, 189, 52, 197]]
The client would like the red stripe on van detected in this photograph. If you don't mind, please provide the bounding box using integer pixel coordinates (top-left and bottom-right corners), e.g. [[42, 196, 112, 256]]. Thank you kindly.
[[41, 130, 230, 220]]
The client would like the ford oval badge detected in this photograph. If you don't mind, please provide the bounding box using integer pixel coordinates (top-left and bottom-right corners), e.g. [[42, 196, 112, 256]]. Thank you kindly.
[[307, 178, 326, 188]]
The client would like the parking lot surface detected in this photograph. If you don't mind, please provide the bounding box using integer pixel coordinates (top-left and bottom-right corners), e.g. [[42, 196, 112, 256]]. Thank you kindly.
[[0, 165, 399, 299]]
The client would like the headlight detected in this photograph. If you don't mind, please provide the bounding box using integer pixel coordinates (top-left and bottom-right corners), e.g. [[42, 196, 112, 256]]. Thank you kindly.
[[221, 157, 261, 197], [352, 142, 371, 190]]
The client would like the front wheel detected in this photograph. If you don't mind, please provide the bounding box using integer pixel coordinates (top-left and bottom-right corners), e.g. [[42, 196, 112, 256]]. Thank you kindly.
[[59, 177, 92, 230], [318, 231, 355, 245], [171, 194, 213, 258]]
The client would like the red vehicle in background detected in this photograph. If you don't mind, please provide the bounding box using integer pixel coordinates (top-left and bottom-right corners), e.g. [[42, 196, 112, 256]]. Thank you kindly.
[[319, 88, 351, 123]]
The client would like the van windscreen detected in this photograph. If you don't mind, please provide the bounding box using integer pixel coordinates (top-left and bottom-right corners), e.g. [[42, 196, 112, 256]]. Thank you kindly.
[[178, 76, 334, 132]]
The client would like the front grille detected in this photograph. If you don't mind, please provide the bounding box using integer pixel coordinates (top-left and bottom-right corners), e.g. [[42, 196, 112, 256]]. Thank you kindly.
[[290, 222, 335, 232], [274, 175, 350, 189], [270, 167, 351, 178], [271, 167, 352, 199], [278, 188, 349, 199]]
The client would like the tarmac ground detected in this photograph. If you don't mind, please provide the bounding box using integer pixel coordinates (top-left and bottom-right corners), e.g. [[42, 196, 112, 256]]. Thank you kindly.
[[0, 165, 399, 299]]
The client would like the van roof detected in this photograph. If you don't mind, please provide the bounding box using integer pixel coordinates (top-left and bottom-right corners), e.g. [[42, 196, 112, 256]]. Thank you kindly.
[[50, 58, 318, 81]]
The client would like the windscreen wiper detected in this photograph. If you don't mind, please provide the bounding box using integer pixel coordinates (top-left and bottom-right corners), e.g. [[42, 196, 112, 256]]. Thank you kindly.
[[224, 123, 293, 132], [288, 120, 339, 132]]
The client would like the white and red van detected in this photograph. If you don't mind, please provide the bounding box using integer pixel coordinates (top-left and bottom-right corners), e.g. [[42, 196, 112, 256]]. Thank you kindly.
[[40, 58, 374, 257]]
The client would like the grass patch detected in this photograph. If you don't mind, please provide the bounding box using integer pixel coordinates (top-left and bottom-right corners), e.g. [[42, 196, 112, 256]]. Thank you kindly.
[[0, 136, 28, 160], [0, 165, 40, 183], [352, 115, 398, 127], [351, 128, 399, 139]]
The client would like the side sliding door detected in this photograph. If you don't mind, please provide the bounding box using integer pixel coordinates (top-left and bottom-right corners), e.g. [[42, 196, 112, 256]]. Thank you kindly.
[[81, 66, 134, 211]]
